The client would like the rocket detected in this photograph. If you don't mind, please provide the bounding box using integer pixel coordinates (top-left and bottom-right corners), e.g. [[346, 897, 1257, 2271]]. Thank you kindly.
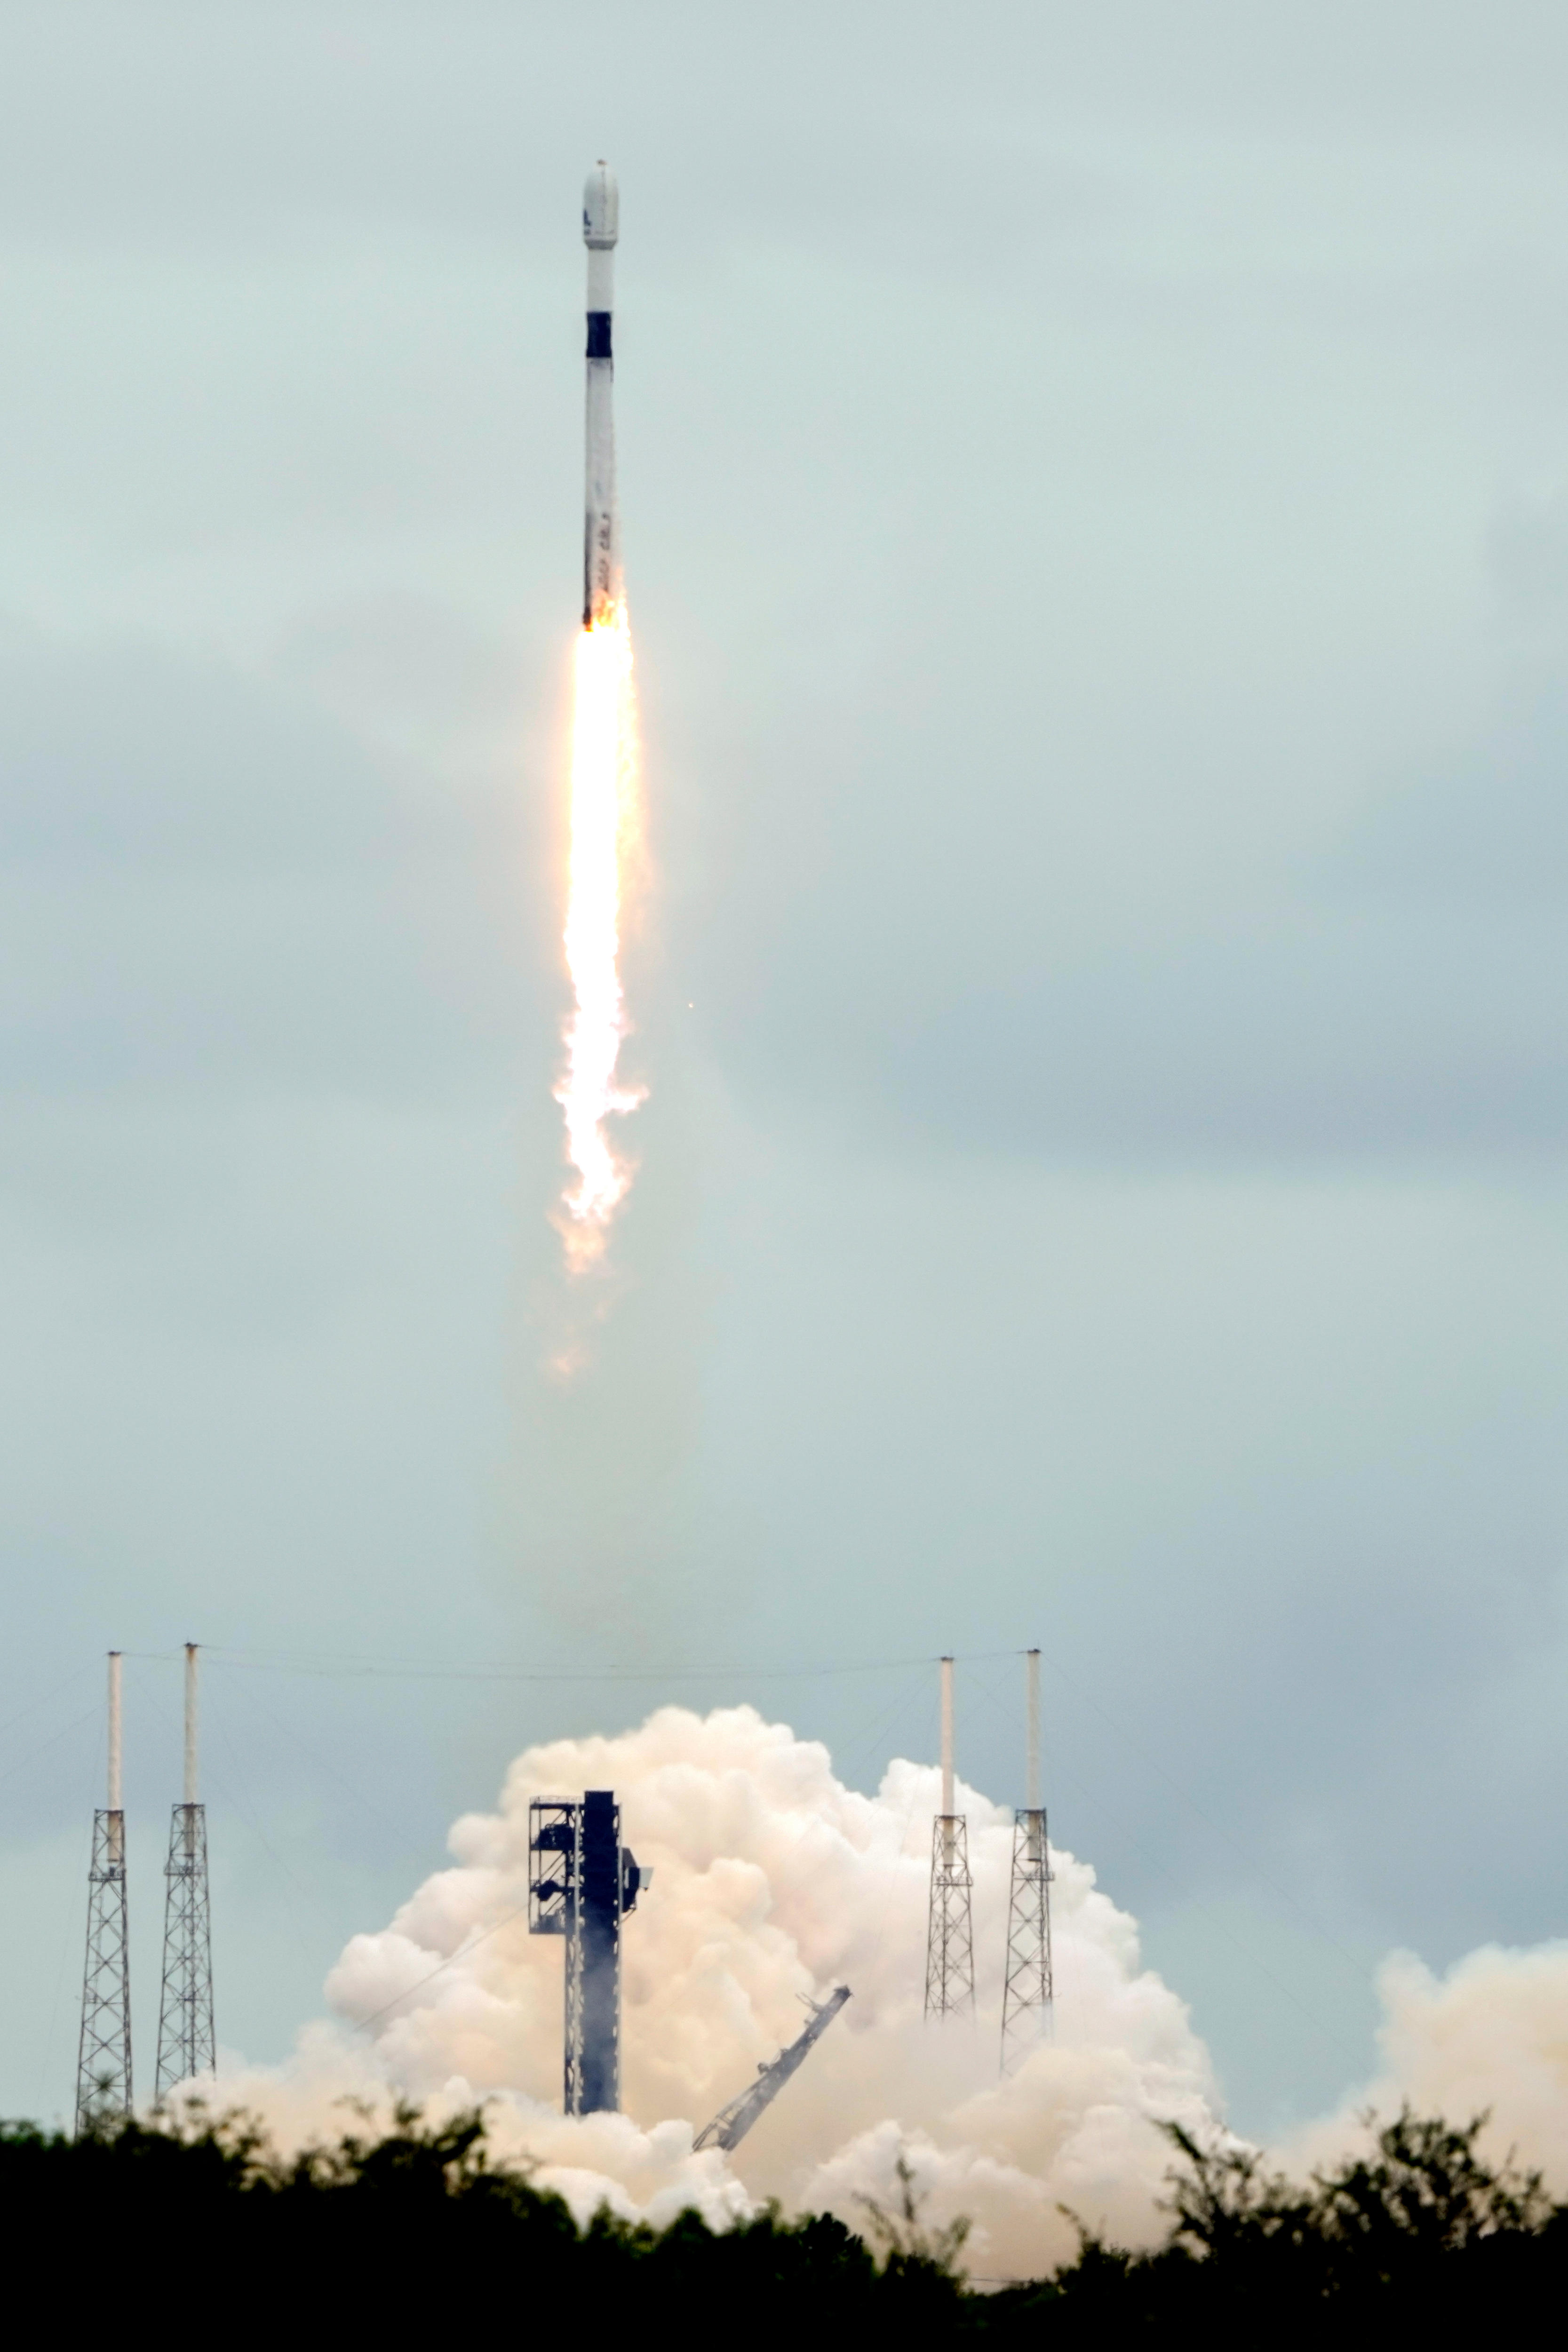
[[582, 161, 620, 629]]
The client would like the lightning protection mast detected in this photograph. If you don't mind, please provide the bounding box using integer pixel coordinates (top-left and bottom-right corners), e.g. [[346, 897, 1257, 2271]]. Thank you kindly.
[[923, 1655, 974, 2017], [1000, 1647, 1053, 2070], [156, 1642, 215, 2099], [75, 1651, 132, 2133]]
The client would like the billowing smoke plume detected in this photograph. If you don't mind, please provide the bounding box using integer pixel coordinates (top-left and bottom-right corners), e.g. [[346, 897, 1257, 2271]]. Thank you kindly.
[[207, 1707, 1568, 2279], [215, 1705, 1215, 2276], [1282, 1938, 1568, 2192]]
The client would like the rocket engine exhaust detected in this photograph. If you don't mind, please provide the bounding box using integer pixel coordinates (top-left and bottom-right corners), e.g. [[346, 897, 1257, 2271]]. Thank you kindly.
[[554, 162, 645, 1274]]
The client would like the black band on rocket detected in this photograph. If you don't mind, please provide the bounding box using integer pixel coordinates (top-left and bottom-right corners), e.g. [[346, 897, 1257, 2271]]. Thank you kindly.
[[587, 313, 612, 359]]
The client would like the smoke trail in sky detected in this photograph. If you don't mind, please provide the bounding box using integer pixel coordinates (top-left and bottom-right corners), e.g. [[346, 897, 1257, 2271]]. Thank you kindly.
[[554, 600, 644, 1271]]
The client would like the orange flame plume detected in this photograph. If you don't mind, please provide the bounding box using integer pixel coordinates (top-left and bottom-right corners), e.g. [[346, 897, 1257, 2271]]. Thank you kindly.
[[554, 599, 644, 1271]]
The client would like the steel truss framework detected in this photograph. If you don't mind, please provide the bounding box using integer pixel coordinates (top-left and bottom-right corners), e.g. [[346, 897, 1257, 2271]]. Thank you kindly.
[[528, 1793, 641, 2115], [76, 1808, 132, 2133], [528, 1800, 581, 2106], [1000, 1806, 1053, 2071], [157, 1802, 215, 2099], [923, 1814, 975, 2017], [694, 1986, 852, 2153]]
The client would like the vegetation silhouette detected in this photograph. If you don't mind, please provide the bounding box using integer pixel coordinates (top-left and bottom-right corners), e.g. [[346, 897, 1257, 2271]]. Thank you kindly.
[[988, 2106, 1567, 2336], [3, 2100, 1563, 2335]]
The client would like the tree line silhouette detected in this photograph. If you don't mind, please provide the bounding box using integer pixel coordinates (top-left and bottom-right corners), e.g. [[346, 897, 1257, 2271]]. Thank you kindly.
[[6, 2098, 1563, 2334]]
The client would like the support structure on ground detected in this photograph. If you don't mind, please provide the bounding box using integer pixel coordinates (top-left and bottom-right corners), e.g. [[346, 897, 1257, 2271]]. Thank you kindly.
[[695, 1985, 852, 2152], [76, 1651, 132, 2133], [1001, 1646, 1054, 2070], [156, 1642, 215, 2100], [529, 1788, 643, 2114], [924, 1654, 974, 2017]]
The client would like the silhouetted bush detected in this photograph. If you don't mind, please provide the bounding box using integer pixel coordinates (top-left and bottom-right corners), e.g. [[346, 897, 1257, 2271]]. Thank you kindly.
[[3, 2100, 1563, 2339], [985, 2106, 1567, 2338]]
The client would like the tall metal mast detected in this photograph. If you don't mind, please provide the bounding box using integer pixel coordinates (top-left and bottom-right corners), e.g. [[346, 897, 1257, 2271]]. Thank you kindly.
[[156, 1642, 215, 2099], [75, 1651, 132, 2132], [529, 1788, 643, 2114], [1001, 1646, 1053, 2069], [923, 1655, 974, 2017]]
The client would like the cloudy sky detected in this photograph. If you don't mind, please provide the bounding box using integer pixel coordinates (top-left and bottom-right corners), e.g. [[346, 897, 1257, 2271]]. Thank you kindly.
[[1, 0, 1567, 2139]]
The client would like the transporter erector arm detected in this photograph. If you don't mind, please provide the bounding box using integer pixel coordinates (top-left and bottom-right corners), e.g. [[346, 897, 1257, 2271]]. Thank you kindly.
[[693, 1986, 853, 2153]]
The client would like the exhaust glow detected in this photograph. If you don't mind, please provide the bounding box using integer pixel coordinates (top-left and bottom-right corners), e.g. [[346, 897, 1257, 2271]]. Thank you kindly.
[[554, 599, 644, 1271]]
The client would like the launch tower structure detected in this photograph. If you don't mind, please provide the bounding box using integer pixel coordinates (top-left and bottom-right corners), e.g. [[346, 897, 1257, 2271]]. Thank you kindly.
[[924, 1655, 975, 2018], [156, 1642, 215, 2099], [529, 1790, 643, 2114], [75, 1651, 132, 2133], [1000, 1647, 1053, 2070]]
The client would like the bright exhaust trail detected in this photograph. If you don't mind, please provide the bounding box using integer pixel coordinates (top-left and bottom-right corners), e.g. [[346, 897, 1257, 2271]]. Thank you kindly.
[[555, 595, 642, 1271]]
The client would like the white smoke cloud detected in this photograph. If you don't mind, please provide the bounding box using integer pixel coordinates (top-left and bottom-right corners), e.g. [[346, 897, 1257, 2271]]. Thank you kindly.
[[212, 1704, 1215, 2277], [205, 1706, 1568, 2280], [1282, 1939, 1568, 2195]]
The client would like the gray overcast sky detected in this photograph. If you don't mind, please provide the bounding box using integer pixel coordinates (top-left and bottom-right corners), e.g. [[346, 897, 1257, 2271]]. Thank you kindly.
[[0, 0, 1566, 2138]]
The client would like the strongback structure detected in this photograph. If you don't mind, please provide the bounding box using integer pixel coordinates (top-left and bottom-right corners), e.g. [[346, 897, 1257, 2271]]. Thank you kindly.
[[924, 1655, 975, 2018], [694, 1986, 852, 2153], [76, 1651, 132, 2133], [1000, 1647, 1054, 2071], [529, 1789, 643, 2115], [157, 1643, 215, 2099]]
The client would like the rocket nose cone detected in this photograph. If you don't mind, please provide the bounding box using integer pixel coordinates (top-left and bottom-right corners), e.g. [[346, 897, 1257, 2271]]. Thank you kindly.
[[583, 161, 619, 249]]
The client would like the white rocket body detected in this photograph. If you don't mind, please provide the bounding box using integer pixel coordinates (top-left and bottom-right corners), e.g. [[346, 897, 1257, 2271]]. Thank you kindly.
[[582, 162, 619, 627]]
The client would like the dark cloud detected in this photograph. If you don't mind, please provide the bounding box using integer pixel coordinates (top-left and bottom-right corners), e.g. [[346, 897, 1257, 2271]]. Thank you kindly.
[[0, 626, 399, 874], [1339, 686, 1568, 905], [686, 679, 1568, 1160], [0, 625, 536, 1101]]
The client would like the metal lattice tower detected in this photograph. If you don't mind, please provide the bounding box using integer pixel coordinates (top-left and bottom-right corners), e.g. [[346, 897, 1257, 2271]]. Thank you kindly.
[[528, 1789, 644, 2114], [75, 1652, 132, 2133], [156, 1643, 215, 2099], [1001, 1647, 1053, 2070], [924, 1655, 975, 2017]]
